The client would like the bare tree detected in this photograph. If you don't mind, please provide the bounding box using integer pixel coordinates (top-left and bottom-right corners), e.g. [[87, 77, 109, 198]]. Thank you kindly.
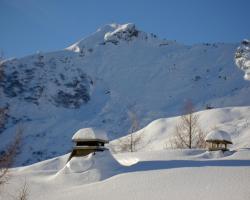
[[127, 110, 140, 152], [114, 133, 142, 153], [0, 120, 28, 198], [0, 126, 23, 186], [0, 52, 29, 199], [111, 110, 142, 153], [172, 100, 206, 149]]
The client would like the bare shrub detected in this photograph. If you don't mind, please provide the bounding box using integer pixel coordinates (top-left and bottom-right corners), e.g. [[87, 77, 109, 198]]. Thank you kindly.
[[16, 179, 29, 200]]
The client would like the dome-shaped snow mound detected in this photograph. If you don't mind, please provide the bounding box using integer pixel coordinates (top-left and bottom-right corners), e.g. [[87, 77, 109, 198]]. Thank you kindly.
[[205, 130, 232, 143], [72, 127, 108, 141], [56, 151, 122, 184], [65, 154, 93, 173]]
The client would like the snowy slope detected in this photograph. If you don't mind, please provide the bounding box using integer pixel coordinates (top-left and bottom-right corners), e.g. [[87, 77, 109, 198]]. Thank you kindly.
[[111, 106, 250, 152], [0, 23, 250, 165], [2, 149, 250, 200]]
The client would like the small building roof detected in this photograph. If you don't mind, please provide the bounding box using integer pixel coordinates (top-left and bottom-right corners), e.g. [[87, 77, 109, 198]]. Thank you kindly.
[[205, 130, 232, 144], [72, 127, 108, 142]]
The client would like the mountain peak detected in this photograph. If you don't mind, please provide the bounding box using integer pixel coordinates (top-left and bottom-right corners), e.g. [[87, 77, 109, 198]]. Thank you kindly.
[[103, 23, 139, 43], [67, 23, 155, 52]]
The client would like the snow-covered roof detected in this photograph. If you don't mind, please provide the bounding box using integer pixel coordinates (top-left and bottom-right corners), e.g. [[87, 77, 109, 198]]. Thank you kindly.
[[72, 128, 108, 142], [205, 130, 232, 143]]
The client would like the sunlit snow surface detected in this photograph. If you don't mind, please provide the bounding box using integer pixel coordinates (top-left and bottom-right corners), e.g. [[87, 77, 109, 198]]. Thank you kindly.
[[110, 106, 250, 152], [3, 149, 250, 200]]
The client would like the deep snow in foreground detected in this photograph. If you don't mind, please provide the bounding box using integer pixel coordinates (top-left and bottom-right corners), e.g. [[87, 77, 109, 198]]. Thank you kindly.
[[2, 149, 250, 200]]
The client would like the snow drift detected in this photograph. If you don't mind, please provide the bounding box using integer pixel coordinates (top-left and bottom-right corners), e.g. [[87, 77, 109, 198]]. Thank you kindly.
[[55, 151, 123, 185], [3, 149, 250, 200]]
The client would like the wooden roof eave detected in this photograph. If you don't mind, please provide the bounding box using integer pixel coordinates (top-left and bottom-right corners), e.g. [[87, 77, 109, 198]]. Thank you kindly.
[[73, 146, 108, 150], [205, 139, 232, 144]]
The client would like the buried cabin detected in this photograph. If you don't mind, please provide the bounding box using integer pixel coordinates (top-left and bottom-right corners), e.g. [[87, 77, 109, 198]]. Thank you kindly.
[[205, 130, 232, 151], [68, 127, 109, 161]]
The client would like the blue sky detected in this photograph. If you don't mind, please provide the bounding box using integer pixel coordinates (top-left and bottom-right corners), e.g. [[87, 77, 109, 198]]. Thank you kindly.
[[0, 0, 250, 58]]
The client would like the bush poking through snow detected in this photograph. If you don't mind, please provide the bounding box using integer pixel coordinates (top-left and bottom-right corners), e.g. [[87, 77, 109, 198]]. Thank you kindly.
[[17, 179, 29, 200]]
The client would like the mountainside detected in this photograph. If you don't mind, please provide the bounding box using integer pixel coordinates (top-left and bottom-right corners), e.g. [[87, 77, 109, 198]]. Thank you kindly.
[[0, 23, 249, 165]]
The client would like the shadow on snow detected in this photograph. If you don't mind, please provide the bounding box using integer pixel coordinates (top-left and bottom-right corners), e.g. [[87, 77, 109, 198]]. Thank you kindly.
[[123, 159, 250, 173]]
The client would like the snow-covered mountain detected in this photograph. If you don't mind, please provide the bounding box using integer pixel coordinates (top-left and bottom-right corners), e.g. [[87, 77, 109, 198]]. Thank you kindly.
[[0, 23, 249, 165]]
